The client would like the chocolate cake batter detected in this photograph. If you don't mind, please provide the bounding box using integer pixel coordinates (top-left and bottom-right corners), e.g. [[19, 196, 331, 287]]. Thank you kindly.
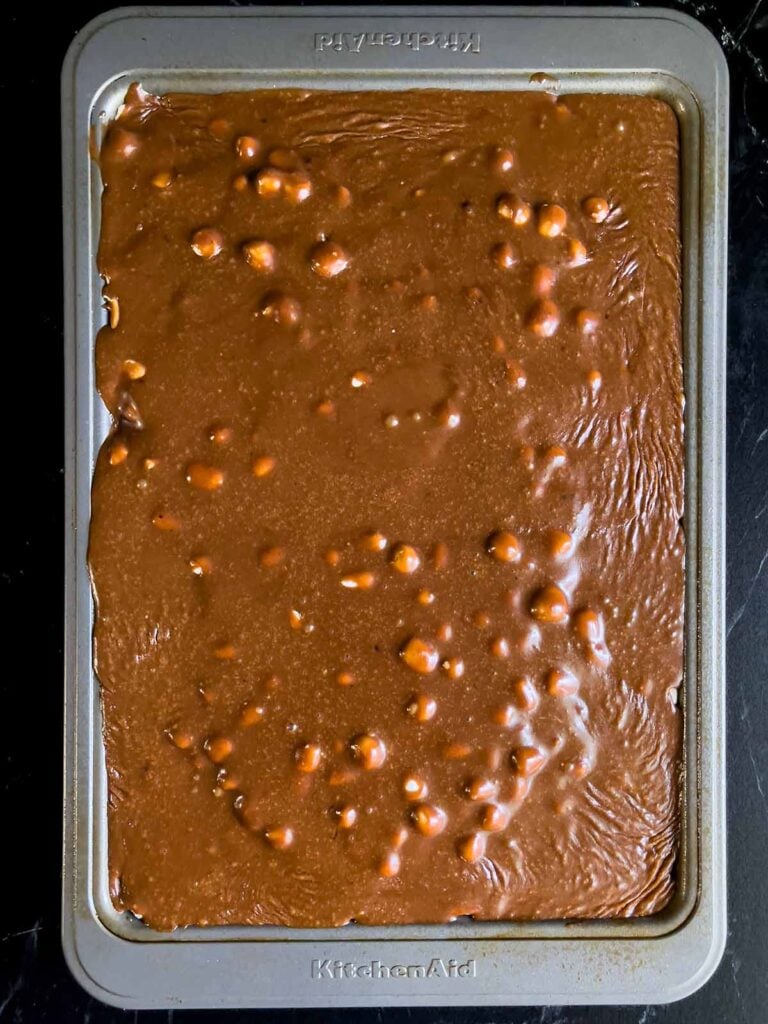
[[91, 87, 683, 929]]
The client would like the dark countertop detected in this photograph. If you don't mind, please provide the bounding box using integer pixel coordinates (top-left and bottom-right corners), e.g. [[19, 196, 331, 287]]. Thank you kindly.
[[2, 0, 766, 1020]]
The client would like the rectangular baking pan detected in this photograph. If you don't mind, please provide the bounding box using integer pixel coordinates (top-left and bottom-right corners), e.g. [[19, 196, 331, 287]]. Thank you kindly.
[[62, 5, 728, 1008]]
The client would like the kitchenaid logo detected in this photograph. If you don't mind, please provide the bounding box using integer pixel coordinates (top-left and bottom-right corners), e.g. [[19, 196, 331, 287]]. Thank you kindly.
[[311, 957, 477, 981], [314, 31, 481, 54]]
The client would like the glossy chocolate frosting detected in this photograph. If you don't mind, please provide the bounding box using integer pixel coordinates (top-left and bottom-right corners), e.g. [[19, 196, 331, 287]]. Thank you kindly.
[[91, 86, 683, 929]]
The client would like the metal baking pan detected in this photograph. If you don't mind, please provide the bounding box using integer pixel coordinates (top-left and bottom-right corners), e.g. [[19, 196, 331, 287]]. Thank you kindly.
[[61, 5, 728, 1009]]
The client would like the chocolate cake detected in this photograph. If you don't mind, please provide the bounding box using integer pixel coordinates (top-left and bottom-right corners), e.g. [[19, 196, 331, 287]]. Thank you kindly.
[[90, 86, 683, 929]]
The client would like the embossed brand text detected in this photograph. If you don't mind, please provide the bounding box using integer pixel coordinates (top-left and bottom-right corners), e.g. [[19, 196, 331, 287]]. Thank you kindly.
[[314, 31, 481, 54], [311, 957, 477, 980]]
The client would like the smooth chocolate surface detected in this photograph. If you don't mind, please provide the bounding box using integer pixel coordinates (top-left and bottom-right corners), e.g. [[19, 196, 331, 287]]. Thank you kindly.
[[91, 87, 683, 930]]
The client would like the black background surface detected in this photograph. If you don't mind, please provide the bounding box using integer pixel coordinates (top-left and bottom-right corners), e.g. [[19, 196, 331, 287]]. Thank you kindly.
[[2, 1, 767, 1020]]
